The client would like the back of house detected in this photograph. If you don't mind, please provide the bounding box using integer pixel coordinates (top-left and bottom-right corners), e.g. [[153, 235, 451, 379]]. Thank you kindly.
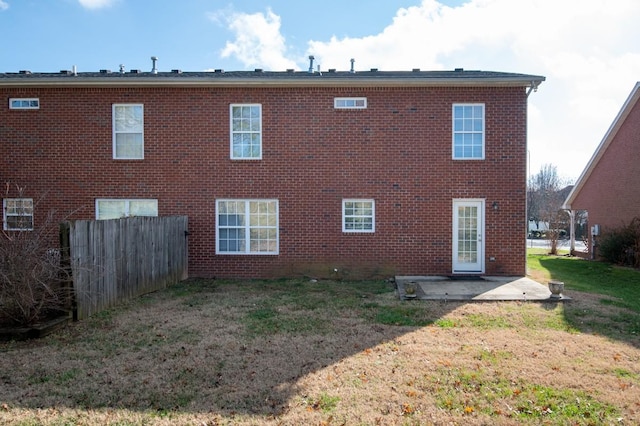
[[0, 65, 544, 279]]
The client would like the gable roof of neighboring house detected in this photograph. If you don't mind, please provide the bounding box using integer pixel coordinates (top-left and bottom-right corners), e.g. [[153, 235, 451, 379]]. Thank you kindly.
[[0, 68, 545, 89], [563, 82, 640, 210]]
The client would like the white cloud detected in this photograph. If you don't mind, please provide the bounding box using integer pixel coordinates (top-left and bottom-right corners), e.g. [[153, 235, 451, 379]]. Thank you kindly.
[[217, 0, 640, 179], [212, 8, 298, 71], [78, 0, 117, 10], [0, 1, 9, 11]]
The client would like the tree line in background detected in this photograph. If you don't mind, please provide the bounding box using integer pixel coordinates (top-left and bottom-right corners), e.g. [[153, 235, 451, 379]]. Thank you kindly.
[[528, 164, 639, 267], [527, 164, 585, 255]]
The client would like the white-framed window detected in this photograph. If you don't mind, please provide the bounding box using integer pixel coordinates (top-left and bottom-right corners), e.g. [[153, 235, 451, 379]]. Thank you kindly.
[[334, 97, 367, 109], [9, 98, 40, 110], [342, 199, 375, 233], [216, 199, 278, 254], [230, 104, 262, 159], [3, 198, 34, 230], [113, 104, 144, 159], [453, 104, 485, 160], [96, 199, 158, 220]]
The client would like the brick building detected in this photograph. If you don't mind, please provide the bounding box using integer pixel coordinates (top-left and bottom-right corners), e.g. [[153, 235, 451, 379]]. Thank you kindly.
[[1, 67, 544, 278], [563, 82, 640, 253]]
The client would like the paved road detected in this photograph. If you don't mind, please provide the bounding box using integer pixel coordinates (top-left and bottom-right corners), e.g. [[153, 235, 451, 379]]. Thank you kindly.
[[526, 238, 587, 252]]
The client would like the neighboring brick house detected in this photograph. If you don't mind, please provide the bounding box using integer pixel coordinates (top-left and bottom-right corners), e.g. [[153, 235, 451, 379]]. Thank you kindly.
[[1, 67, 544, 279], [563, 82, 640, 254]]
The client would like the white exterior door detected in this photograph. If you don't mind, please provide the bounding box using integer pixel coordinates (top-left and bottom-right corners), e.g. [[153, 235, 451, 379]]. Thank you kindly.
[[452, 199, 484, 273]]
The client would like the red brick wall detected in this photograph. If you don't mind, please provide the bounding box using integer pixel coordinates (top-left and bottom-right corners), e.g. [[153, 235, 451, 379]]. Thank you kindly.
[[1, 85, 528, 278], [571, 98, 640, 240]]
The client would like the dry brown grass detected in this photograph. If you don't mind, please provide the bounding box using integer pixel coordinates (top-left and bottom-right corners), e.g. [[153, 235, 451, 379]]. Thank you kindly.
[[1, 278, 639, 425]]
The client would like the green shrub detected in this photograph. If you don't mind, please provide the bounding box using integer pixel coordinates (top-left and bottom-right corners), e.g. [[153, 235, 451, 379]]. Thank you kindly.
[[598, 217, 640, 267]]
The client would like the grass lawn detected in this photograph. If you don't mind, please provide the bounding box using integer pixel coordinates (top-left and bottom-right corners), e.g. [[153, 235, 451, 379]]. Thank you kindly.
[[1, 251, 639, 425]]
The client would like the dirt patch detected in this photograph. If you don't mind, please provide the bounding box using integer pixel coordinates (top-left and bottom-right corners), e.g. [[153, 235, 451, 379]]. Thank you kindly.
[[1, 279, 639, 425]]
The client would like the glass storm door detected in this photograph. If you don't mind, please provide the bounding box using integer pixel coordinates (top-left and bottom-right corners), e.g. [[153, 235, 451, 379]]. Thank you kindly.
[[452, 200, 484, 273]]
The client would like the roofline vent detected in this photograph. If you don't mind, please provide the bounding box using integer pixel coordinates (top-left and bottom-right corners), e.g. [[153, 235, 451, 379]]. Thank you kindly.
[[119, 64, 125, 74], [151, 56, 158, 74], [412, 68, 420, 72], [171, 69, 182, 74], [60, 70, 73, 75], [254, 68, 263, 73], [455, 68, 464, 72], [370, 68, 378, 72], [308, 55, 315, 73], [130, 69, 141, 74], [99, 69, 111, 74], [19, 70, 32, 75], [350, 58, 355, 74]]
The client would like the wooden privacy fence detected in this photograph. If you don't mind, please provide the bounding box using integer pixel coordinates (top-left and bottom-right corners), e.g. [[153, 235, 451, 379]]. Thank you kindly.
[[60, 216, 188, 320]]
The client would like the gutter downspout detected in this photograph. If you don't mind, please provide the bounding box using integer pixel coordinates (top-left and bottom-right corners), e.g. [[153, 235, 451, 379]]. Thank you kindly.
[[526, 80, 540, 98]]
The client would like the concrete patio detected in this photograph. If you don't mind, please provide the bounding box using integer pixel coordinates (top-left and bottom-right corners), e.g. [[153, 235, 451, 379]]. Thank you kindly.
[[395, 276, 571, 301]]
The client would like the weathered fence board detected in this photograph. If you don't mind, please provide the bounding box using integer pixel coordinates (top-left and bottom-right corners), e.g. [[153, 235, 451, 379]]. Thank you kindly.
[[61, 216, 188, 320]]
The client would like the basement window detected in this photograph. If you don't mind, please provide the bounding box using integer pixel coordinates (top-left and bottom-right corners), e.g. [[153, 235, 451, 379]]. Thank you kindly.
[[96, 199, 158, 220], [9, 98, 40, 110], [334, 97, 367, 109]]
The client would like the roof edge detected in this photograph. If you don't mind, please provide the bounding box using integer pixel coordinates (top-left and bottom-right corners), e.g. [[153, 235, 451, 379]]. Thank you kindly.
[[0, 70, 545, 89], [563, 81, 640, 209]]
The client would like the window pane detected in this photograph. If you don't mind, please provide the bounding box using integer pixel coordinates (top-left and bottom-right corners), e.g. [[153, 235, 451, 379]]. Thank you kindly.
[[334, 97, 367, 109], [231, 105, 262, 159], [98, 200, 126, 219], [130, 200, 158, 216], [453, 104, 484, 159], [217, 199, 277, 254], [115, 134, 143, 158], [6, 215, 33, 229], [115, 105, 143, 132], [343, 200, 374, 232]]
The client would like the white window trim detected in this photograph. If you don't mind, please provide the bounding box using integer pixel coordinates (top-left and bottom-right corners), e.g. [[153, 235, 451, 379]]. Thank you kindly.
[[452, 103, 485, 160], [216, 199, 279, 255], [342, 199, 375, 233], [112, 104, 144, 160], [9, 98, 40, 110], [334, 97, 367, 109], [230, 104, 262, 160], [3, 198, 34, 231], [95, 199, 158, 220]]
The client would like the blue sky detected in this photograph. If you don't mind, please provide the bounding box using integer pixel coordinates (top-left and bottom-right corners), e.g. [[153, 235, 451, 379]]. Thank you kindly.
[[2, 0, 640, 181]]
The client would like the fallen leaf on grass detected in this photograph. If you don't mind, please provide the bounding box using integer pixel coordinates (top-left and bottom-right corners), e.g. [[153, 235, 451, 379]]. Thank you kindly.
[[401, 403, 415, 415]]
